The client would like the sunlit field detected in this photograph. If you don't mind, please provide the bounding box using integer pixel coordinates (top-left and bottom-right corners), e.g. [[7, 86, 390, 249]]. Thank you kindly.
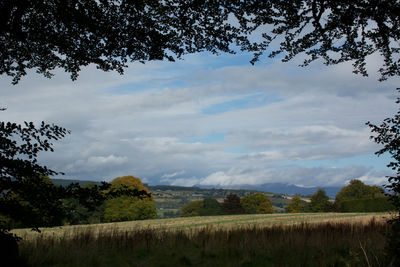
[[14, 212, 393, 266], [13, 212, 389, 239]]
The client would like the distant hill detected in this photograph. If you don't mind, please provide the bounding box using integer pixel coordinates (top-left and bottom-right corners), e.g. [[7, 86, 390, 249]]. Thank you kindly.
[[196, 183, 342, 199], [51, 178, 340, 198]]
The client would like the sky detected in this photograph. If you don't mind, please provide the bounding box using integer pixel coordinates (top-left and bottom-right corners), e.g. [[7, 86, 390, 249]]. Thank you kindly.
[[1, 50, 399, 189]]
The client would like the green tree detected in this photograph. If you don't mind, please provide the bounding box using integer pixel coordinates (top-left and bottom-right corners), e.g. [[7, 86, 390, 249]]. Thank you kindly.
[[200, 198, 222, 216], [335, 179, 386, 211], [104, 196, 156, 222], [61, 183, 107, 225], [0, 120, 70, 264], [286, 195, 304, 213], [1, 175, 65, 229], [241, 193, 274, 214], [336, 180, 384, 202], [103, 176, 156, 222], [308, 189, 330, 212], [180, 200, 204, 217], [0, 122, 69, 231], [222, 194, 244, 215]]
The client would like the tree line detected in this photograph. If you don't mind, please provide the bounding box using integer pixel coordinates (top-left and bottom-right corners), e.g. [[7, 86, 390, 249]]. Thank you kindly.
[[287, 179, 393, 213], [180, 179, 394, 217], [180, 192, 274, 217]]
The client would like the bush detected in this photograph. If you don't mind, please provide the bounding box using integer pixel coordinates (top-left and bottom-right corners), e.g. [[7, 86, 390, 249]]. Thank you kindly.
[[338, 197, 395, 212]]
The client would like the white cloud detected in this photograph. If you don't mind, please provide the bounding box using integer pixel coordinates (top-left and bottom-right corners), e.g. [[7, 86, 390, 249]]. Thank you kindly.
[[195, 165, 390, 188], [2, 51, 398, 188], [161, 170, 186, 179], [87, 155, 128, 166]]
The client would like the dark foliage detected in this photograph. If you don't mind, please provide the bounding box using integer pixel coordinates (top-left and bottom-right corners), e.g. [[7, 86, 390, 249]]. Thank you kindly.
[[0, 117, 153, 262], [246, 0, 400, 81], [339, 197, 394, 212], [2, 1, 399, 83], [0, 121, 69, 231], [367, 88, 400, 265], [308, 189, 330, 212], [0, 0, 251, 84], [200, 198, 222, 216], [367, 89, 400, 217], [335, 179, 386, 212], [222, 194, 244, 215]]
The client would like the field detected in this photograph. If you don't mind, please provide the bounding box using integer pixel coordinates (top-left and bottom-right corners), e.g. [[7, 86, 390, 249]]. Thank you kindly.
[[13, 212, 390, 238], [14, 212, 394, 266]]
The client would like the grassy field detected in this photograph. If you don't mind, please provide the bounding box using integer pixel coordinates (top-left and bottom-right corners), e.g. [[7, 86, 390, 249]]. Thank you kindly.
[[14, 213, 394, 266], [13, 212, 390, 238]]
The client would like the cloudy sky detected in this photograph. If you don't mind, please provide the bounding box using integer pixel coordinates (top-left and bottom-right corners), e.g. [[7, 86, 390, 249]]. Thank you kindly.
[[1, 51, 399, 188]]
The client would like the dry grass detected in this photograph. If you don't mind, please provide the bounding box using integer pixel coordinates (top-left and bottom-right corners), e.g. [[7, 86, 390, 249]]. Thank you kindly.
[[17, 216, 392, 266], [13, 212, 390, 240]]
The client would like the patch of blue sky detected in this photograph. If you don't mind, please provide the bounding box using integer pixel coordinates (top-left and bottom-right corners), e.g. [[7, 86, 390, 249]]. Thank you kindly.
[[106, 51, 276, 95], [182, 132, 225, 144], [277, 153, 393, 171], [201, 92, 283, 115]]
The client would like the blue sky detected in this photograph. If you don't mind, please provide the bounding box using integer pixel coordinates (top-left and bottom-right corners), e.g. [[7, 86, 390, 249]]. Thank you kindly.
[[1, 50, 399, 188]]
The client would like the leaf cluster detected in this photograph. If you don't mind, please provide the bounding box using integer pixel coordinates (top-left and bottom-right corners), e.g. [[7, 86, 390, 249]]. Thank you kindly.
[[245, 0, 400, 81], [0, 0, 251, 84], [367, 88, 400, 216], [2, 1, 399, 83], [0, 120, 69, 231]]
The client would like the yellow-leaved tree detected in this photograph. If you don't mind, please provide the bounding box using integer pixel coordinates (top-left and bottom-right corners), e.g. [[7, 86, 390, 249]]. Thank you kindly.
[[103, 176, 156, 222]]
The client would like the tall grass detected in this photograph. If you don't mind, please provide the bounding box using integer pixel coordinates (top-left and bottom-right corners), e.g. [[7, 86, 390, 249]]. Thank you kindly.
[[19, 218, 390, 266]]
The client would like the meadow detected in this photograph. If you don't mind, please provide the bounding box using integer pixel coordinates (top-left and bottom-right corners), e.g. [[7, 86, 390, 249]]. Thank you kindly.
[[14, 212, 393, 266]]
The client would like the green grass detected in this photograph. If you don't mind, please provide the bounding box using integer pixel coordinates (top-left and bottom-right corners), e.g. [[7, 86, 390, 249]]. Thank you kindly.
[[14, 213, 393, 266]]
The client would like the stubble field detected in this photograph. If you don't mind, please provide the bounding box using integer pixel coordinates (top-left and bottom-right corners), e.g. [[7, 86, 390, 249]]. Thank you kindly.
[[15, 212, 393, 266]]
